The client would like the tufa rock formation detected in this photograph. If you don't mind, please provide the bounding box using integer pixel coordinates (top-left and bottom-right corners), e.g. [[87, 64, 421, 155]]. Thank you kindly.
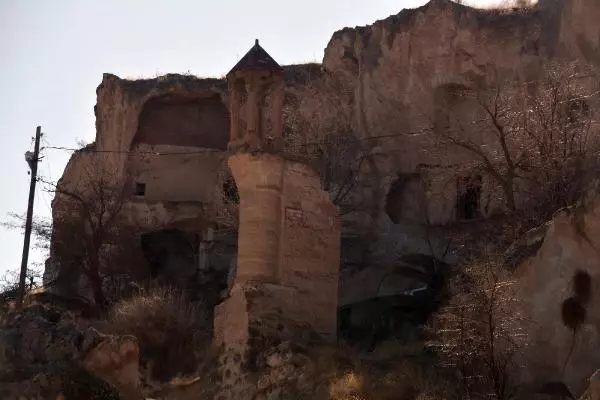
[[41, 1, 600, 395], [212, 40, 340, 400], [517, 183, 600, 394], [48, 0, 600, 305]]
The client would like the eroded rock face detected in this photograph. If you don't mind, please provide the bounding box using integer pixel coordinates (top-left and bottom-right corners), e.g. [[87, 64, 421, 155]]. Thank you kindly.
[[518, 186, 600, 394], [48, 75, 235, 302], [0, 305, 141, 400], [49, 1, 600, 298], [277, 0, 600, 276], [321, 0, 599, 140]]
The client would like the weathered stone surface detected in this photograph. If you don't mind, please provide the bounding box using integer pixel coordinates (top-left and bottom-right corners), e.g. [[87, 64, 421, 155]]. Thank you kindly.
[[48, 0, 600, 297], [83, 334, 142, 399], [38, 3, 600, 396], [214, 283, 324, 353], [518, 187, 600, 394], [228, 153, 340, 340], [286, 0, 600, 267], [227, 41, 285, 153], [47, 74, 234, 302], [212, 340, 328, 400], [214, 46, 341, 397], [321, 0, 599, 142]]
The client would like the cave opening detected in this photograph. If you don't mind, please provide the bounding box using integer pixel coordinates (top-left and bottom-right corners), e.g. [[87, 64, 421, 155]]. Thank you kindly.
[[140, 229, 200, 281], [133, 93, 230, 150]]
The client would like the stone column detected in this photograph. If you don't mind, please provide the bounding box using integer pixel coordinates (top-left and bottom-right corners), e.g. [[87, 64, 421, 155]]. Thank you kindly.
[[228, 153, 284, 283]]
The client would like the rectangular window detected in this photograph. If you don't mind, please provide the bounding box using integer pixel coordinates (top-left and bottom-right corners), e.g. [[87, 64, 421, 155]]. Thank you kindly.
[[134, 182, 146, 197]]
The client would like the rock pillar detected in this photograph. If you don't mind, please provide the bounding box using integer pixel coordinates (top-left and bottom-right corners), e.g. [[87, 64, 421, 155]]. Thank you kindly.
[[213, 39, 340, 400]]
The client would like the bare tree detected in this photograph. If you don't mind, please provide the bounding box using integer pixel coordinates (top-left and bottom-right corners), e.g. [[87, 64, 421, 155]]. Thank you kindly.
[[1, 214, 50, 304], [0, 264, 43, 300], [431, 62, 599, 217], [1, 213, 52, 253], [519, 62, 599, 219], [41, 157, 140, 309], [302, 133, 373, 216], [282, 67, 375, 216], [428, 259, 528, 400]]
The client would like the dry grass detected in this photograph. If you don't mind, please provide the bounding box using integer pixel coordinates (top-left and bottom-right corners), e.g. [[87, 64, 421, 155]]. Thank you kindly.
[[308, 341, 453, 400], [108, 286, 210, 381], [327, 362, 452, 400]]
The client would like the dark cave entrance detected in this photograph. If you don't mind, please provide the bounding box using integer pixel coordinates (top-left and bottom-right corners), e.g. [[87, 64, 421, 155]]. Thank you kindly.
[[456, 175, 482, 220], [139, 228, 236, 307], [140, 229, 200, 282]]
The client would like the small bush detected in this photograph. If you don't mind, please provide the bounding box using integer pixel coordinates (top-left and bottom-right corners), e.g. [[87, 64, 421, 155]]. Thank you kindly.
[[108, 286, 210, 381]]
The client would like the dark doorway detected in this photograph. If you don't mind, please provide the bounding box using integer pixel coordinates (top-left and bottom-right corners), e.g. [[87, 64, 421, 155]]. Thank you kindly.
[[140, 229, 199, 281], [456, 175, 482, 220]]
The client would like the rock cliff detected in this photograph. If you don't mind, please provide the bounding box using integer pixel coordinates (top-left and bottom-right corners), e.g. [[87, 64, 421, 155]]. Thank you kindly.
[[318, 0, 599, 167], [35, 0, 600, 397], [49, 0, 600, 315]]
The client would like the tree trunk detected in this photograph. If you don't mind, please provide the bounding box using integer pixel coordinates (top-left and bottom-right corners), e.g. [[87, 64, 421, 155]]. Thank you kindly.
[[502, 177, 516, 212], [87, 255, 106, 310]]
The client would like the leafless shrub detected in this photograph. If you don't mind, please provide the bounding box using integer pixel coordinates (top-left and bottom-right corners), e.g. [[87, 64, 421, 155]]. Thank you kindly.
[[108, 285, 210, 382]]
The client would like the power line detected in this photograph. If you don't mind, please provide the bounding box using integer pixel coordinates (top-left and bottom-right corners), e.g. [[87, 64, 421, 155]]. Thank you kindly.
[[41, 130, 426, 157], [42, 145, 222, 155]]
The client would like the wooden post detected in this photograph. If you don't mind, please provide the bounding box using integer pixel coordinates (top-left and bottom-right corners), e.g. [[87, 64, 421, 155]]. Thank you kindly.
[[16, 126, 42, 309]]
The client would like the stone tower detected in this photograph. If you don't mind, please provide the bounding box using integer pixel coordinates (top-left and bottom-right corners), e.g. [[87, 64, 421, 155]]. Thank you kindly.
[[226, 39, 285, 152], [213, 40, 341, 399]]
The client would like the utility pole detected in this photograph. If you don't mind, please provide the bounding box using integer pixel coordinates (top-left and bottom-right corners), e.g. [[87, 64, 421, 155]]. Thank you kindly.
[[16, 126, 42, 309]]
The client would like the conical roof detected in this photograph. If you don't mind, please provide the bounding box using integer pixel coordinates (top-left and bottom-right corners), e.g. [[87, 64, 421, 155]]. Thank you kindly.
[[226, 39, 282, 78]]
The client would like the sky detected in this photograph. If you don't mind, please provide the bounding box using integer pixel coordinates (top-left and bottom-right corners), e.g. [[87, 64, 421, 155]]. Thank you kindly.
[[0, 0, 502, 277]]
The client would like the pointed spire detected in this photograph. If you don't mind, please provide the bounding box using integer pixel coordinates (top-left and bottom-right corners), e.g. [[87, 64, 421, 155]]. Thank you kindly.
[[226, 39, 282, 78]]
